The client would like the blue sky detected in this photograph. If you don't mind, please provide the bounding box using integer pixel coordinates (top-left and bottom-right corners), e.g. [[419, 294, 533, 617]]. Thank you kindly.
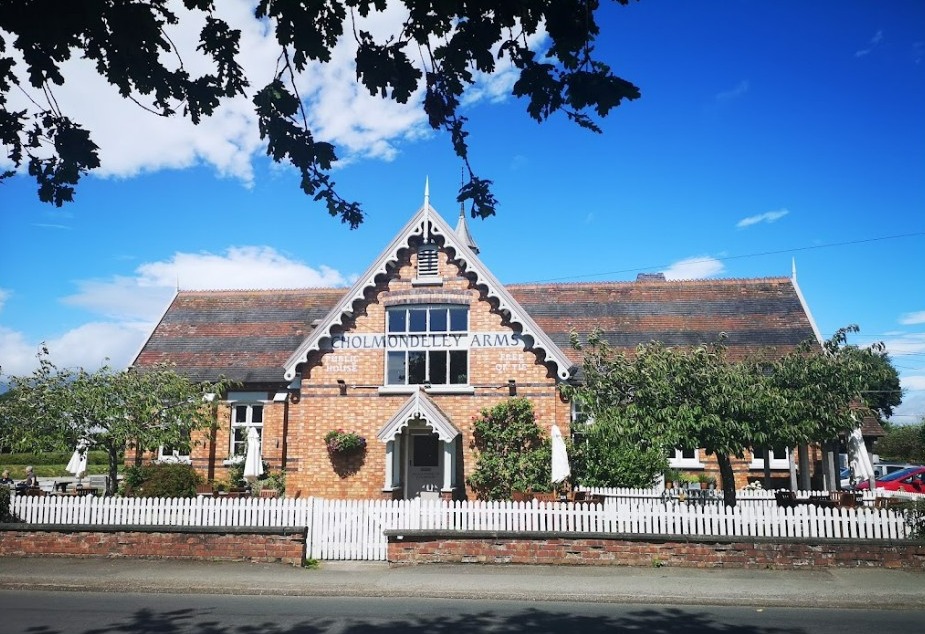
[[2, 1, 924, 423]]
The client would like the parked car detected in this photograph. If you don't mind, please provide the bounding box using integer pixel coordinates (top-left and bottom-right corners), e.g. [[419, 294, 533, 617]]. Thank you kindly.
[[854, 466, 925, 493], [872, 462, 915, 479], [839, 467, 852, 489]]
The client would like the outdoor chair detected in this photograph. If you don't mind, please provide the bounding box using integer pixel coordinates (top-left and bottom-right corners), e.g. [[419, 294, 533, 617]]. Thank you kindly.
[[774, 490, 797, 508]]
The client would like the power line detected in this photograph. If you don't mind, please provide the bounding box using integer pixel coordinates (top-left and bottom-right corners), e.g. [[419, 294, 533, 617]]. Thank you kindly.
[[532, 231, 925, 283]]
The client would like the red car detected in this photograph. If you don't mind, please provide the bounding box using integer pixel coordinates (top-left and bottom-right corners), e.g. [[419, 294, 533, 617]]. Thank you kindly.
[[854, 466, 925, 493]]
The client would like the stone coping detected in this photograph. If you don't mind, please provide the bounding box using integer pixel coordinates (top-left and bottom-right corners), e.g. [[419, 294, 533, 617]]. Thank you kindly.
[[1, 523, 307, 537], [383, 528, 920, 548]]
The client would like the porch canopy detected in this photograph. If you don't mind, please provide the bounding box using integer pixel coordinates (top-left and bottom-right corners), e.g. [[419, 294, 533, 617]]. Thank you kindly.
[[377, 389, 460, 496]]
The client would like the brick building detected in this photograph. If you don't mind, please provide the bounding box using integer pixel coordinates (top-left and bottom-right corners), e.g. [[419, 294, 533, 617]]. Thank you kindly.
[[133, 191, 825, 498]]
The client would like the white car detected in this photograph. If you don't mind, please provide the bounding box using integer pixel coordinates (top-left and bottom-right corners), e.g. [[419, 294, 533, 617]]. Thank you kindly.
[[873, 463, 914, 480]]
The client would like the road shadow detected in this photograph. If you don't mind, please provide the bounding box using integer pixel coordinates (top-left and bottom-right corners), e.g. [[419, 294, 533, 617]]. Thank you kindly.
[[22, 603, 808, 634]]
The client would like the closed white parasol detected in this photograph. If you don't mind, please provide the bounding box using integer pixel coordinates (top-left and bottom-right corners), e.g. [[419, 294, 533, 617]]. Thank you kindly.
[[551, 424, 571, 484], [65, 441, 88, 483], [243, 427, 264, 482], [847, 426, 875, 483]]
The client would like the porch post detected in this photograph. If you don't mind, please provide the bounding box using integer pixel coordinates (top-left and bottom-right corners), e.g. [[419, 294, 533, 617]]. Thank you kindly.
[[383, 439, 394, 491], [441, 437, 455, 492]]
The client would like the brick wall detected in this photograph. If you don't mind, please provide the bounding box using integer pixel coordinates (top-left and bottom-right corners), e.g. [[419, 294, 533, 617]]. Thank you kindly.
[[386, 530, 925, 571], [1, 525, 306, 565]]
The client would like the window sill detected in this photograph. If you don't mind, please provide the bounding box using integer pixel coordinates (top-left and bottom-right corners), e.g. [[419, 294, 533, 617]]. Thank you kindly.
[[378, 385, 474, 396], [155, 456, 192, 465], [424, 385, 474, 395], [411, 278, 443, 286], [222, 457, 244, 467], [668, 459, 704, 469], [749, 461, 790, 470]]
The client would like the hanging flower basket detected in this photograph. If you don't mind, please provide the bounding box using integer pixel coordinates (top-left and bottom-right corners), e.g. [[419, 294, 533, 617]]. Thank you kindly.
[[324, 429, 367, 455]]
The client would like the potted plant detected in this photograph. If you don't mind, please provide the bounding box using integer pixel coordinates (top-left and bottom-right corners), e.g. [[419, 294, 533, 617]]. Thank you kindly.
[[663, 468, 681, 490], [697, 472, 717, 490], [678, 472, 699, 490]]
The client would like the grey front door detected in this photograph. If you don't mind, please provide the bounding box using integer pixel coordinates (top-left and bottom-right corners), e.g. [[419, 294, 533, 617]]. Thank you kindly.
[[406, 432, 441, 498]]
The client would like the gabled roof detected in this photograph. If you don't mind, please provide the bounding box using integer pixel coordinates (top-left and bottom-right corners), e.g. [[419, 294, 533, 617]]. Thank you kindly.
[[376, 389, 460, 443], [507, 276, 820, 363], [282, 202, 576, 381], [133, 276, 819, 384], [132, 288, 344, 383]]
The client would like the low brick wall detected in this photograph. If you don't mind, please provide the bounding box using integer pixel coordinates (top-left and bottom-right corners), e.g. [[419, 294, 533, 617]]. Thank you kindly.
[[385, 530, 925, 571], [0, 524, 307, 565]]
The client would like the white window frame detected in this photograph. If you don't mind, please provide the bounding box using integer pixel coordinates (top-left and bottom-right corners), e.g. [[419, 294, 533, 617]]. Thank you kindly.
[[570, 400, 595, 426], [668, 447, 703, 468], [156, 445, 191, 465], [384, 305, 469, 387], [228, 401, 265, 460], [749, 446, 790, 470]]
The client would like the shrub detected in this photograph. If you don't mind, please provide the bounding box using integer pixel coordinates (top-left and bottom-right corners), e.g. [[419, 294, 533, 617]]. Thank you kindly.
[[467, 398, 551, 500], [901, 498, 925, 539], [1, 487, 20, 523], [123, 463, 202, 498]]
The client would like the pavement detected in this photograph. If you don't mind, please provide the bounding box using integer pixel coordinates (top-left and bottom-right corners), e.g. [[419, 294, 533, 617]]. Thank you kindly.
[[1, 556, 923, 608]]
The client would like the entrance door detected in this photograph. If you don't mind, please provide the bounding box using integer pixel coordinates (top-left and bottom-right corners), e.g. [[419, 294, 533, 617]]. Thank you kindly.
[[406, 432, 441, 498]]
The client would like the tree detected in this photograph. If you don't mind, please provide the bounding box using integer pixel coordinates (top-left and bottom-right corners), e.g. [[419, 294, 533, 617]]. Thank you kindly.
[[0, 347, 230, 494], [568, 414, 669, 488], [763, 326, 903, 485], [567, 332, 778, 506], [467, 397, 551, 500], [564, 332, 675, 489], [874, 419, 924, 464], [0, 0, 641, 226]]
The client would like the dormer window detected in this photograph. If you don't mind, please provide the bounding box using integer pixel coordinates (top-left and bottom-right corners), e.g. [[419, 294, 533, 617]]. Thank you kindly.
[[414, 244, 440, 284]]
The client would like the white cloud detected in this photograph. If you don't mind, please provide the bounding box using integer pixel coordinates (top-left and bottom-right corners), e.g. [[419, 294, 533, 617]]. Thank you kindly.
[[736, 208, 789, 229], [1, 1, 530, 183], [890, 378, 925, 424], [661, 256, 725, 280], [855, 30, 884, 58], [716, 80, 749, 102], [881, 332, 925, 356], [62, 247, 348, 320], [0, 288, 9, 312], [904, 375, 925, 391], [899, 311, 925, 325], [1, 248, 347, 377]]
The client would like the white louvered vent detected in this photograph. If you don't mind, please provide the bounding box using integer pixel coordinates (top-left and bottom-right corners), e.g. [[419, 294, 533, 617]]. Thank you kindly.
[[417, 245, 439, 277]]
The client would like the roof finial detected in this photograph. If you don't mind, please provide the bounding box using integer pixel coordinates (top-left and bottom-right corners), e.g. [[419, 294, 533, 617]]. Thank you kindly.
[[459, 166, 465, 221], [455, 170, 480, 254], [423, 176, 430, 242], [791, 257, 797, 281]]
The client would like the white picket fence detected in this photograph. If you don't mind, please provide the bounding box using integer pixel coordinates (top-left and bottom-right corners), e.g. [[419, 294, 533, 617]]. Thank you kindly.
[[9, 490, 915, 561]]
